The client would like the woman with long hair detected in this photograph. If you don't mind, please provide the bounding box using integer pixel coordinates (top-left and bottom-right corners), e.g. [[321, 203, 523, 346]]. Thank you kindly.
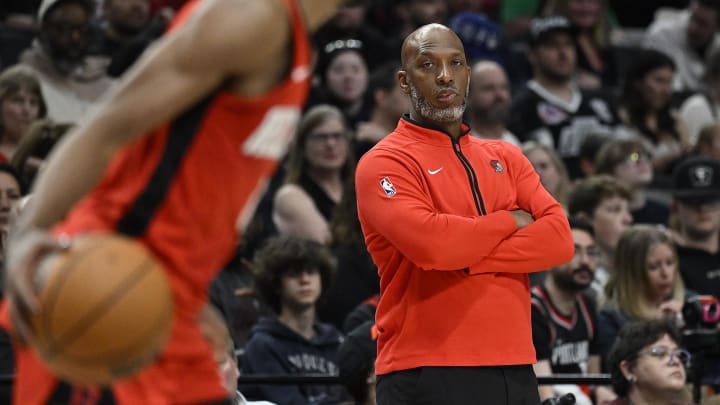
[[598, 225, 688, 367], [617, 49, 689, 175], [522, 142, 572, 209], [273, 104, 355, 243]]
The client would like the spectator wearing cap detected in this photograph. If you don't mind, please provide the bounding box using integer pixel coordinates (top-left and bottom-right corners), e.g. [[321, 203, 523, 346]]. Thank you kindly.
[[508, 15, 619, 180], [543, 0, 619, 90], [644, 0, 720, 93], [466, 60, 520, 146], [19, 0, 114, 123], [670, 156, 720, 297], [336, 321, 377, 405]]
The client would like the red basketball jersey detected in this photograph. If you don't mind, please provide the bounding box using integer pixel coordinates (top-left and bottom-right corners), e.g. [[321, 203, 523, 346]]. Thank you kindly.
[[3, 0, 312, 403]]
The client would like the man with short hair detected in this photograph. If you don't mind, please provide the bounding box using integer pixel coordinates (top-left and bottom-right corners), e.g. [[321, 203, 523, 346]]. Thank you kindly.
[[466, 59, 519, 145], [567, 175, 633, 301], [508, 16, 618, 179], [531, 217, 613, 404], [355, 23, 573, 405], [670, 156, 720, 297]]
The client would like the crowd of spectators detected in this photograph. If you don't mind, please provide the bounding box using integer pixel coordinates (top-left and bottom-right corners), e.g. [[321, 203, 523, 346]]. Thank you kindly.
[[2, 0, 720, 404]]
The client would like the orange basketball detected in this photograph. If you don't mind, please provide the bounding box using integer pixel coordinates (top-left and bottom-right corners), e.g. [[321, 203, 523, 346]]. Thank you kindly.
[[28, 233, 174, 386]]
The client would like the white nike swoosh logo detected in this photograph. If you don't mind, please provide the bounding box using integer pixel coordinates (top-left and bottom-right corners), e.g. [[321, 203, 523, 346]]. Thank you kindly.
[[428, 167, 443, 175]]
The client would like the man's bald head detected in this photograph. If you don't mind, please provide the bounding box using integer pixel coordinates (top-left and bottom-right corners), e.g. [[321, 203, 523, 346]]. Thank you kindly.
[[471, 60, 504, 77], [397, 23, 470, 130], [401, 23, 465, 68]]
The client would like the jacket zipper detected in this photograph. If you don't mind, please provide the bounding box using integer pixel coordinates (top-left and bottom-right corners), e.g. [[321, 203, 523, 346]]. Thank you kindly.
[[452, 138, 487, 216]]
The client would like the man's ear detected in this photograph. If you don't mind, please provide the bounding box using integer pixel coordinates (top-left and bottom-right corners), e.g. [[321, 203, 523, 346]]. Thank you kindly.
[[398, 70, 410, 95]]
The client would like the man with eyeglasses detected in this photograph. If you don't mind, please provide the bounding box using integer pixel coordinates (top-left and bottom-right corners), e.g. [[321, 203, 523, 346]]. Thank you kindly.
[[531, 217, 615, 404], [670, 156, 720, 299], [19, 0, 114, 123]]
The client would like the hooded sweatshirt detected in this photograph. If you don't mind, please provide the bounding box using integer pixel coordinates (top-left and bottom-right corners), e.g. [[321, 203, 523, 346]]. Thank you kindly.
[[240, 317, 348, 405]]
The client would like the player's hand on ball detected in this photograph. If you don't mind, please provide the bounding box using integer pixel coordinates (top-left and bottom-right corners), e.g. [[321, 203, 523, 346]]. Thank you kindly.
[[5, 229, 67, 345]]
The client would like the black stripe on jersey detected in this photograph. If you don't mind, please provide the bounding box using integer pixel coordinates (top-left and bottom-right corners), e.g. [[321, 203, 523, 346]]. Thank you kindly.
[[116, 95, 215, 237]]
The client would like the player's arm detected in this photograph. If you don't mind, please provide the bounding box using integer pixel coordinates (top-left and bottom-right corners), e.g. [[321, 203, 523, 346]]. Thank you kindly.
[[15, 0, 289, 234], [5, 0, 290, 335], [355, 149, 519, 271], [272, 184, 331, 244]]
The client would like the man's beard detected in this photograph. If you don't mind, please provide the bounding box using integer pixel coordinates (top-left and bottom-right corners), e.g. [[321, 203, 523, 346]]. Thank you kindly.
[[538, 63, 573, 84], [468, 102, 509, 127], [409, 82, 467, 123], [552, 265, 593, 293], [685, 226, 718, 242]]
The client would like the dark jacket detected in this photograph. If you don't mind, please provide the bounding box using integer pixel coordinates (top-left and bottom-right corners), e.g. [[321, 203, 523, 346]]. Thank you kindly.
[[240, 317, 348, 405]]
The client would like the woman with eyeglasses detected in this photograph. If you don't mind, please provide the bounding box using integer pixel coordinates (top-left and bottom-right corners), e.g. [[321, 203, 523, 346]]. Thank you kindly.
[[598, 224, 692, 370], [272, 104, 355, 244], [606, 319, 695, 405]]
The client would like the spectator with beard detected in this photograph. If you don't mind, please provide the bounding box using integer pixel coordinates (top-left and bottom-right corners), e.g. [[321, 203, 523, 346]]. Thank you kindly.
[[19, 0, 114, 123], [508, 16, 619, 179], [466, 60, 520, 145], [531, 217, 615, 404], [355, 23, 573, 405]]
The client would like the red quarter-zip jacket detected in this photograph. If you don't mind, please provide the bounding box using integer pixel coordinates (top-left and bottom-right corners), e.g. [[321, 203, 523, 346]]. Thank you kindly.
[[355, 117, 574, 375]]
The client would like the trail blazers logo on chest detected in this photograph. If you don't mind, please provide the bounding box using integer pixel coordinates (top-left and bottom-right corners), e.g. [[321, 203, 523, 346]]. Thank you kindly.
[[380, 177, 396, 197]]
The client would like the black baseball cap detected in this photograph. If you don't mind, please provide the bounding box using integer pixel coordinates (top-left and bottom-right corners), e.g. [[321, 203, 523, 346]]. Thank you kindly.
[[529, 16, 574, 47], [671, 157, 720, 202]]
